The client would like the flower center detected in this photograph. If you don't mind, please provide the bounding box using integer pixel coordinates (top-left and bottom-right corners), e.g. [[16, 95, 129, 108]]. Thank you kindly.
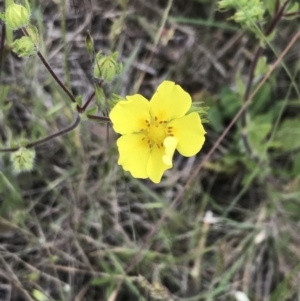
[[142, 116, 174, 149], [148, 123, 166, 146]]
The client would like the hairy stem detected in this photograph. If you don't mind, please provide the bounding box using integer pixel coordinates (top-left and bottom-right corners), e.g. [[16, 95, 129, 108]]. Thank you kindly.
[[22, 27, 77, 104], [0, 115, 81, 153]]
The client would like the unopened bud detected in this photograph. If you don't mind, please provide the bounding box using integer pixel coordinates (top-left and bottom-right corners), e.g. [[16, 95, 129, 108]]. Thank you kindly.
[[10, 147, 35, 173], [12, 36, 37, 57], [5, 1, 30, 30], [93, 51, 122, 82], [85, 31, 94, 56]]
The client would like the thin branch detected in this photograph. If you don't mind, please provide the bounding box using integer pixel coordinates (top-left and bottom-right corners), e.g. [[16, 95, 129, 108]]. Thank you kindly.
[[265, 0, 291, 36], [275, 0, 280, 13], [283, 11, 300, 18], [0, 115, 81, 153], [78, 91, 95, 113], [87, 114, 110, 122], [78, 79, 104, 112], [22, 27, 77, 104]]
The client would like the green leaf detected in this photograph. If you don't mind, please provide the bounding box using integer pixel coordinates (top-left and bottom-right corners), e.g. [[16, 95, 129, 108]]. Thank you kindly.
[[95, 86, 106, 108], [254, 56, 269, 77], [85, 31, 94, 56], [75, 95, 83, 107], [32, 289, 48, 301], [235, 70, 246, 97], [0, 85, 10, 107], [86, 106, 98, 115], [219, 87, 242, 118], [284, 2, 299, 20], [207, 106, 223, 133], [250, 82, 272, 115], [275, 119, 300, 151], [247, 117, 272, 156], [292, 153, 300, 177]]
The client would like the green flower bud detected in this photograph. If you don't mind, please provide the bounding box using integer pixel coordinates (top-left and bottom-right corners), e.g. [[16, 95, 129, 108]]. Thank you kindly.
[[232, 2, 265, 24], [26, 24, 39, 44], [85, 31, 94, 56], [93, 51, 122, 82], [10, 147, 35, 173], [12, 36, 37, 57], [5, 1, 30, 30], [218, 0, 235, 10]]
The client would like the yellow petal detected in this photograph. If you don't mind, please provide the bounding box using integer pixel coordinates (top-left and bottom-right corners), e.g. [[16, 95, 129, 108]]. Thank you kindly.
[[109, 94, 150, 135], [168, 112, 206, 157], [147, 144, 172, 183], [117, 133, 151, 179], [149, 81, 191, 121], [163, 136, 178, 166]]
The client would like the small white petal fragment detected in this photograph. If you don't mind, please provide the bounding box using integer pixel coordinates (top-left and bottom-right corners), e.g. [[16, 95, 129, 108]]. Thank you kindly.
[[234, 291, 251, 301], [203, 211, 219, 224], [254, 230, 266, 244]]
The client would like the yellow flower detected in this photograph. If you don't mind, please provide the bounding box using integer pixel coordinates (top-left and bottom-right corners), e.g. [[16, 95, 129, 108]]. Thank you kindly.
[[109, 81, 206, 183]]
